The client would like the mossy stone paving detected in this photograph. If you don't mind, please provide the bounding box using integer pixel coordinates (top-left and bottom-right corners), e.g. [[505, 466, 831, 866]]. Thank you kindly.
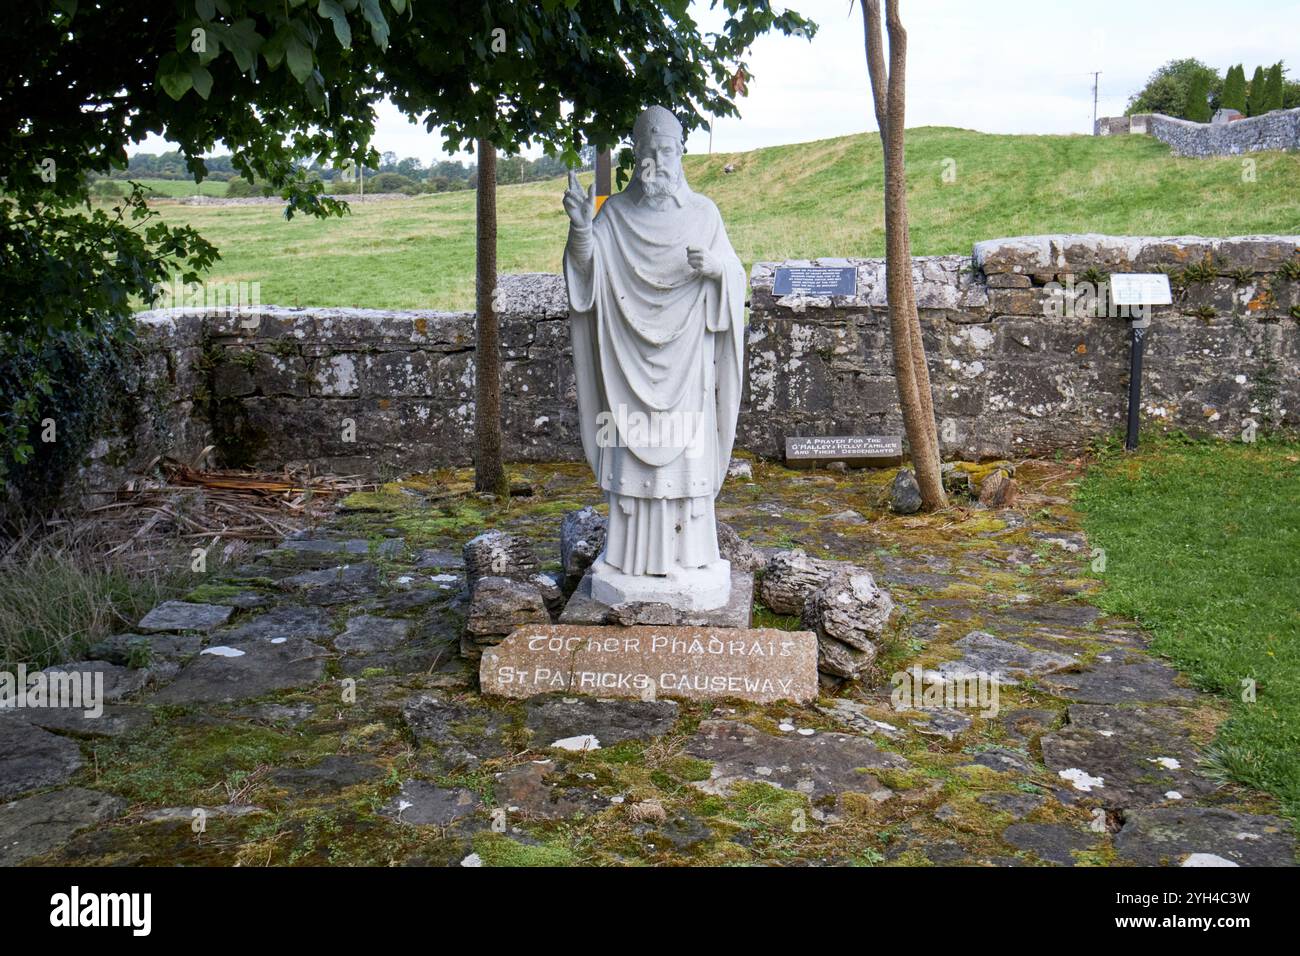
[[2, 460, 1296, 867]]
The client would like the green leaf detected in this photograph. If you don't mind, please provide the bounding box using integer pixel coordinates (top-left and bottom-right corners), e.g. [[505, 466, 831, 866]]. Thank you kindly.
[[262, 26, 290, 70], [285, 35, 314, 84], [360, 0, 390, 49], [195, 0, 216, 19], [190, 65, 213, 100], [157, 53, 194, 100], [318, 0, 352, 47], [223, 19, 263, 73], [304, 72, 327, 112]]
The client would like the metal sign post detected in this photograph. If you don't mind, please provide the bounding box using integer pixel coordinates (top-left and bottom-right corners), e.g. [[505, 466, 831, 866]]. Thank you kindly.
[[1125, 315, 1150, 451], [1109, 273, 1171, 453]]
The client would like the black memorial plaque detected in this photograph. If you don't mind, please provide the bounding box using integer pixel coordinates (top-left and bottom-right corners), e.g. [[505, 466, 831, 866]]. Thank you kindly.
[[772, 266, 857, 297], [784, 435, 903, 469]]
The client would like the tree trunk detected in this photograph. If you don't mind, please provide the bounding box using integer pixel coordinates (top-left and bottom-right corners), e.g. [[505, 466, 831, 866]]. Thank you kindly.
[[862, 0, 946, 510], [474, 137, 507, 497]]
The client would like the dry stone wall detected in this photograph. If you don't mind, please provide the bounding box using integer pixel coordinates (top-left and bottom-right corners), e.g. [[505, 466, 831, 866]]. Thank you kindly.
[[747, 235, 1300, 460], [1096, 109, 1300, 156], [111, 235, 1300, 485]]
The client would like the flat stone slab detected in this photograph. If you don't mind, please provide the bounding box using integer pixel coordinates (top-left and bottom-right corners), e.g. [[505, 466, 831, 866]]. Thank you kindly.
[[222, 605, 337, 643], [1, 704, 150, 739], [978, 791, 1046, 820], [0, 788, 127, 865], [269, 755, 385, 796], [334, 614, 411, 654], [414, 549, 465, 570], [494, 760, 607, 820], [683, 719, 910, 802], [909, 709, 972, 741], [928, 630, 1075, 687], [1041, 704, 1214, 808], [137, 601, 233, 634], [1002, 603, 1102, 628], [1002, 822, 1098, 866], [148, 638, 328, 704], [560, 569, 753, 628], [383, 780, 480, 826], [87, 632, 202, 665], [279, 535, 403, 557], [36, 660, 152, 702], [814, 698, 905, 739], [1040, 650, 1196, 705], [402, 693, 512, 768], [278, 563, 380, 603], [1114, 807, 1297, 867], [524, 696, 679, 750], [481, 624, 818, 704], [0, 720, 84, 799], [966, 746, 1037, 775]]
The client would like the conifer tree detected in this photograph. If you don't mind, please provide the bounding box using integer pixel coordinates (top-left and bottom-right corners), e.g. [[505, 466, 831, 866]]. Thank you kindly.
[[1247, 65, 1267, 116], [1221, 64, 1246, 113], [1264, 62, 1285, 112], [1184, 72, 1211, 122]]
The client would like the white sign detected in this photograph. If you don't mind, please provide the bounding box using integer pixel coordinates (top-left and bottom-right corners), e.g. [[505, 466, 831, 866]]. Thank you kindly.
[[1110, 273, 1172, 306]]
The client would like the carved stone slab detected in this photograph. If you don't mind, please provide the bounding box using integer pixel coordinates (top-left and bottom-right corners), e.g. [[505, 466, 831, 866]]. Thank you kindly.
[[480, 624, 818, 704]]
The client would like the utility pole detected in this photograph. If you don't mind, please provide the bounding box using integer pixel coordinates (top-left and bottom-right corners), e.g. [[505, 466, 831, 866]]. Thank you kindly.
[[1091, 71, 1102, 132]]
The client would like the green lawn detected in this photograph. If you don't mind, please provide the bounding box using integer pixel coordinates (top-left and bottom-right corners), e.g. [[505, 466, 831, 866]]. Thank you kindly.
[[139, 127, 1300, 311], [1078, 437, 1300, 820]]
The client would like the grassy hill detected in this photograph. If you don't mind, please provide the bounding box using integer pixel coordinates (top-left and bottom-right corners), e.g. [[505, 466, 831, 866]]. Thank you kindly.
[[147, 127, 1300, 311]]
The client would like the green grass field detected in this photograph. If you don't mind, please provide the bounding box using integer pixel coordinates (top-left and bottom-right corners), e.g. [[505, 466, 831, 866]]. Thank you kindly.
[[126, 177, 230, 198], [1078, 437, 1300, 821], [140, 127, 1300, 311]]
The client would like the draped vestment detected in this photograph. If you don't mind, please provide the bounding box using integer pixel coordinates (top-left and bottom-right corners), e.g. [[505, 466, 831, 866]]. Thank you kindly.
[[564, 178, 745, 576]]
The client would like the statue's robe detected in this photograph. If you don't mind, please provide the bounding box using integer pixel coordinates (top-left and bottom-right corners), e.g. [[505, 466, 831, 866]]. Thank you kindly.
[[564, 175, 745, 576]]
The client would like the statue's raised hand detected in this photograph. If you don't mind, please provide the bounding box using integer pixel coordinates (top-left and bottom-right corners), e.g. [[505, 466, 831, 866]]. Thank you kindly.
[[563, 171, 595, 230]]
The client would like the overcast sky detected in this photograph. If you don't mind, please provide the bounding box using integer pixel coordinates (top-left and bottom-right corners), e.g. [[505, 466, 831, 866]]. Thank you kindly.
[[131, 0, 1300, 162]]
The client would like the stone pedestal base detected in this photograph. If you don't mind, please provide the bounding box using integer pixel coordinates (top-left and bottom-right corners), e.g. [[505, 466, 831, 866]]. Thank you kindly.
[[590, 557, 731, 612], [562, 567, 752, 629]]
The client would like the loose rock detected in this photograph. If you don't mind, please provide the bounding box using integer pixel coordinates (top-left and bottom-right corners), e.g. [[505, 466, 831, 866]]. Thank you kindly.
[[559, 508, 606, 591], [802, 569, 894, 681], [717, 521, 767, 573], [889, 468, 923, 514], [758, 549, 844, 615], [464, 576, 549, 647], [463, 530, 538, 587], [978, 469, 1018, 508]]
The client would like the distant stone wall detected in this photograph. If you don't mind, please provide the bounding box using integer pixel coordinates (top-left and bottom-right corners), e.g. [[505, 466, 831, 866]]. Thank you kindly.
[[92, 234, 1299, 490], [1095, 109, 1300, 156]]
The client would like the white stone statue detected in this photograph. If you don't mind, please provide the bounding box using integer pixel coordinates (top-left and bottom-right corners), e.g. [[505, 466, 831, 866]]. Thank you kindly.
[[563, 106, 745, 611]]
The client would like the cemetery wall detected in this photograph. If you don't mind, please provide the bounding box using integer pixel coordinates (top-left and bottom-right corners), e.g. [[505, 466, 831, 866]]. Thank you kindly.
[[1094, 109, 1300, 156], [79, 234, 1300, 499]]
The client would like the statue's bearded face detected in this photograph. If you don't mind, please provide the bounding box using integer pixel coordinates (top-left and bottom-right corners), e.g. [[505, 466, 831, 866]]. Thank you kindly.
[[635, 134, 683, 198]]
